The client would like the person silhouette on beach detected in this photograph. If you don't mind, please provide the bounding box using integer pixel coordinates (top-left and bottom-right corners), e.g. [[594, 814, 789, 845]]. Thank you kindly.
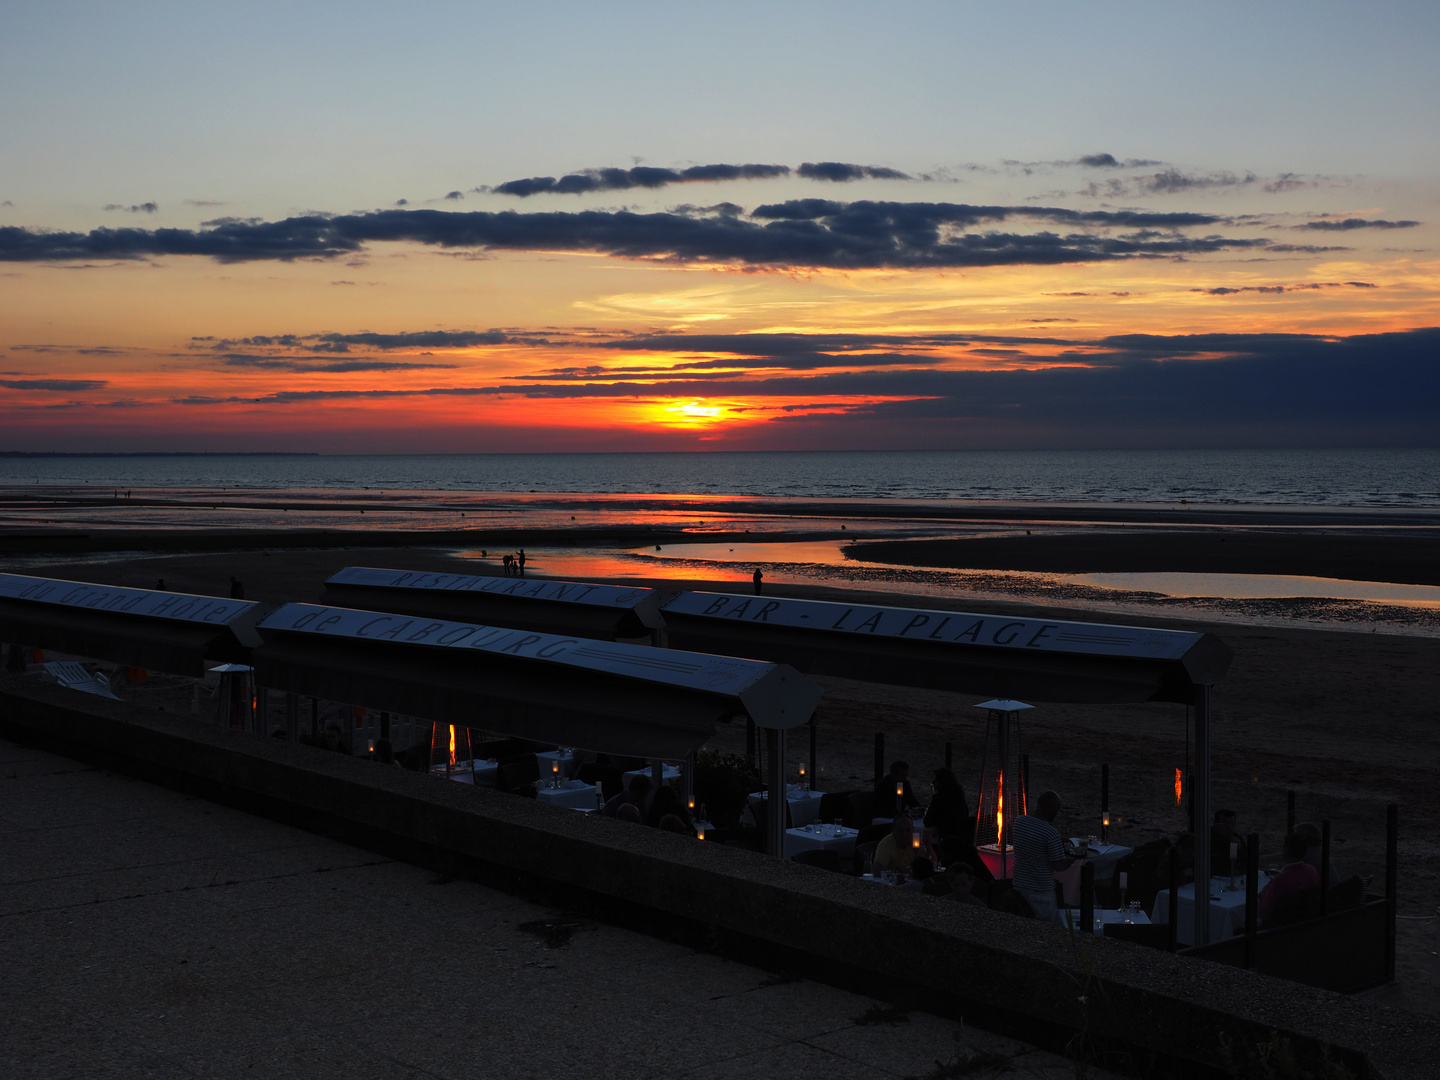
[[517, 549, 526, 576], [502, 554, 513, 576], [752, 568, 764, 595], [229, 576, 245, 599]]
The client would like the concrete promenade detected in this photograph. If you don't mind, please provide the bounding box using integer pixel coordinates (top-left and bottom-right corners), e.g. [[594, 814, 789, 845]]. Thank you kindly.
[[0, 737, 1101, 1080]]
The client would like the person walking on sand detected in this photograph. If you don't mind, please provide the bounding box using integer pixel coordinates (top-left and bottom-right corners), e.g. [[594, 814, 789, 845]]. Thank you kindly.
[[517, 549, 526, 576], [502, 553, 513, 576], [752, 568, 764, 595]]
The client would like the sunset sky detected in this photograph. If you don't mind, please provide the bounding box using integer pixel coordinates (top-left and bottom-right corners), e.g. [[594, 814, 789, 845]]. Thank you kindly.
[[2, 2, 1438, 452]]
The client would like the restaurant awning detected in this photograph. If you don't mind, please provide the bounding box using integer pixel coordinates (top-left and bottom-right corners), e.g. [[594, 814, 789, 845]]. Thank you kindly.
[[321, 567, 665, 641], [253, 603, 821, 759], [660, 591, 1231, 705], [0, 573, 264, 678]]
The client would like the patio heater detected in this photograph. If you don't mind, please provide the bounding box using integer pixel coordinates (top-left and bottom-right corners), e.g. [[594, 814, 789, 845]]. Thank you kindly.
[[428, 722, 474, 780], [211, 663, 255, 732], [972, 699, 1033, 881]]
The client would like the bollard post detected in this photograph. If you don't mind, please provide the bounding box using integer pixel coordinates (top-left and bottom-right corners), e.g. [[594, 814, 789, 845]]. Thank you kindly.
[[1244, 832, 1260, 968]]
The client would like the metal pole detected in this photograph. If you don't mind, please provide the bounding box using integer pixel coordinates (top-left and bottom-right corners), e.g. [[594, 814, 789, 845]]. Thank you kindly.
[[1167, 848, 1179, 951], [808, 719, 817, 793], [997, 710, 1008, 880], [380, 711, 391, 742], [1320, 819, 1332, 915], [746, 716, 756, 764], [1100, 763, 1109, 843], [255, 687, 268, 736], [682, 750, 695, 811], [285, 692, 299, 742], [1244, 832, 1260, 968], [766, 728, 787, 859], [1191, 684, 1213, 946], [311, 696, 320, 740], [1385, 803, 1398, 983]]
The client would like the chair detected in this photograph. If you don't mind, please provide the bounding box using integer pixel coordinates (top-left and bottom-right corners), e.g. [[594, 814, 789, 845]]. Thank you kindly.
[[1327, 875, 1365, 913], [991, 885, 1036, 918], [857, 823, 892, 845], [843, 791, 875, 830], [748, 798, 794, 854], [819, 790, 857, 825], [791, 849, 844, 873], [853, 840, 879, 873], [576, 763, 623, 801], [1264, 885, 1323, 929], [495, 755, 540, 793], [1102, 922, 1172, 950]]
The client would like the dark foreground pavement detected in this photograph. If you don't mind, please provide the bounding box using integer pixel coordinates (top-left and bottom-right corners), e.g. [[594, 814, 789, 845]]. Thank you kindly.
[[0, 738, 1103, 1080]]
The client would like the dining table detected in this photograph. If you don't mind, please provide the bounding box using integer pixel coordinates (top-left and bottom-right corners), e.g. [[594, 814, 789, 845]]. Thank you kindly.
[[748, 785, 825, 827], [1055, 840, 1133, 905], [783, 822, 859, 861], [1055, 907, 1152, 934], [623, 763, 681, 787], [1150, 873, 1271, 946], [535, 748, 577, 781], [535, 778, 601, 810]]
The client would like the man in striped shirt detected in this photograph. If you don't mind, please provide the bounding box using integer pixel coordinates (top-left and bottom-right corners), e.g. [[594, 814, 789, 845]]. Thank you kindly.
[[1010, 790, 1075, 922]]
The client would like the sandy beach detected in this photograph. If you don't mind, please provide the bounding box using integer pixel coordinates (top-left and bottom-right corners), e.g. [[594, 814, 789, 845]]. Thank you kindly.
[[6, 515, 1439, 1018]]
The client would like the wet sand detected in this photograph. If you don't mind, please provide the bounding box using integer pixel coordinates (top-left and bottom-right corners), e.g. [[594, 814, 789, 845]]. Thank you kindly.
[[846, 531, 1440, 587], [7, 528, 1440, 1018]]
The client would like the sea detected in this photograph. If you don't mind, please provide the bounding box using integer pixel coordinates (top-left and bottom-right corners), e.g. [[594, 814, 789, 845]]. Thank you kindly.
[[4, 449, 1439, 631], [3, 447, 1439, 507]]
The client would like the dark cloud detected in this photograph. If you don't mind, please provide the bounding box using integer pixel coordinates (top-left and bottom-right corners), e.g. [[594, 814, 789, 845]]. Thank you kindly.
[[313, 329, 511, 350], [750, 199, 1226, 230], [1263, 174, 1313, 194], [103, 201, 159, 213], [216, 354, 456, 373], [1077, 154, 1120, 168], [0, 378, 108, 391], [492, 163, 790, 197], [0, 204, 1270, 270], [395, 199, 409, 206], [795, 162, 911, 182], [1139, 170, 1256, 194], [1196, 281, 1377, 296], [182, 199, 226, 207], [444, 191, 464, 201], [1297, 218, 1420, 231]]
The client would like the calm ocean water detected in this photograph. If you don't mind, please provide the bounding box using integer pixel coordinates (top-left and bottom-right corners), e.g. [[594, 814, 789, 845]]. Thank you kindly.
[[2, 449, 1438, 508]]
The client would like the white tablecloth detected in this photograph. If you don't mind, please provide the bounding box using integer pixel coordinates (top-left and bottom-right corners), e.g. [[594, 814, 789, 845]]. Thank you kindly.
[[748, 787, 825, 827], [535, 779, 601, 810], [1151, 874, 1269, 946], [1056, 908, 1152, 934], [536, 749, 576, 781], [1055, 841, 1133, 905], [623, 763, 681, 787], [784, 823, 859, 861]]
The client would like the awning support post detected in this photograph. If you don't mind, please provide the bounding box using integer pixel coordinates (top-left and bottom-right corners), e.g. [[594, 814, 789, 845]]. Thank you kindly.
[[766, 726, 787, 859], [285, 692, 299, 742], [807, 719, 817, 793], [1191, 683, 1213, 946]]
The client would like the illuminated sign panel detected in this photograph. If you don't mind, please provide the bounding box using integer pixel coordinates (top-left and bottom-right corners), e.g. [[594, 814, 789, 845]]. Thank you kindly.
[[326, 567, 655, 612], [261, 603, 773, 696], [0, 573, 258, 627], [663, 592, 1201, 660]]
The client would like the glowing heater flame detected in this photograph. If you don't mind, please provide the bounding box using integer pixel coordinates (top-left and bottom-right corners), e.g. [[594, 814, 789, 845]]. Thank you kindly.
[[449, 725, 456, 766], [996, 771, 1004, 844], [1174, 768, 1183, 807]]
